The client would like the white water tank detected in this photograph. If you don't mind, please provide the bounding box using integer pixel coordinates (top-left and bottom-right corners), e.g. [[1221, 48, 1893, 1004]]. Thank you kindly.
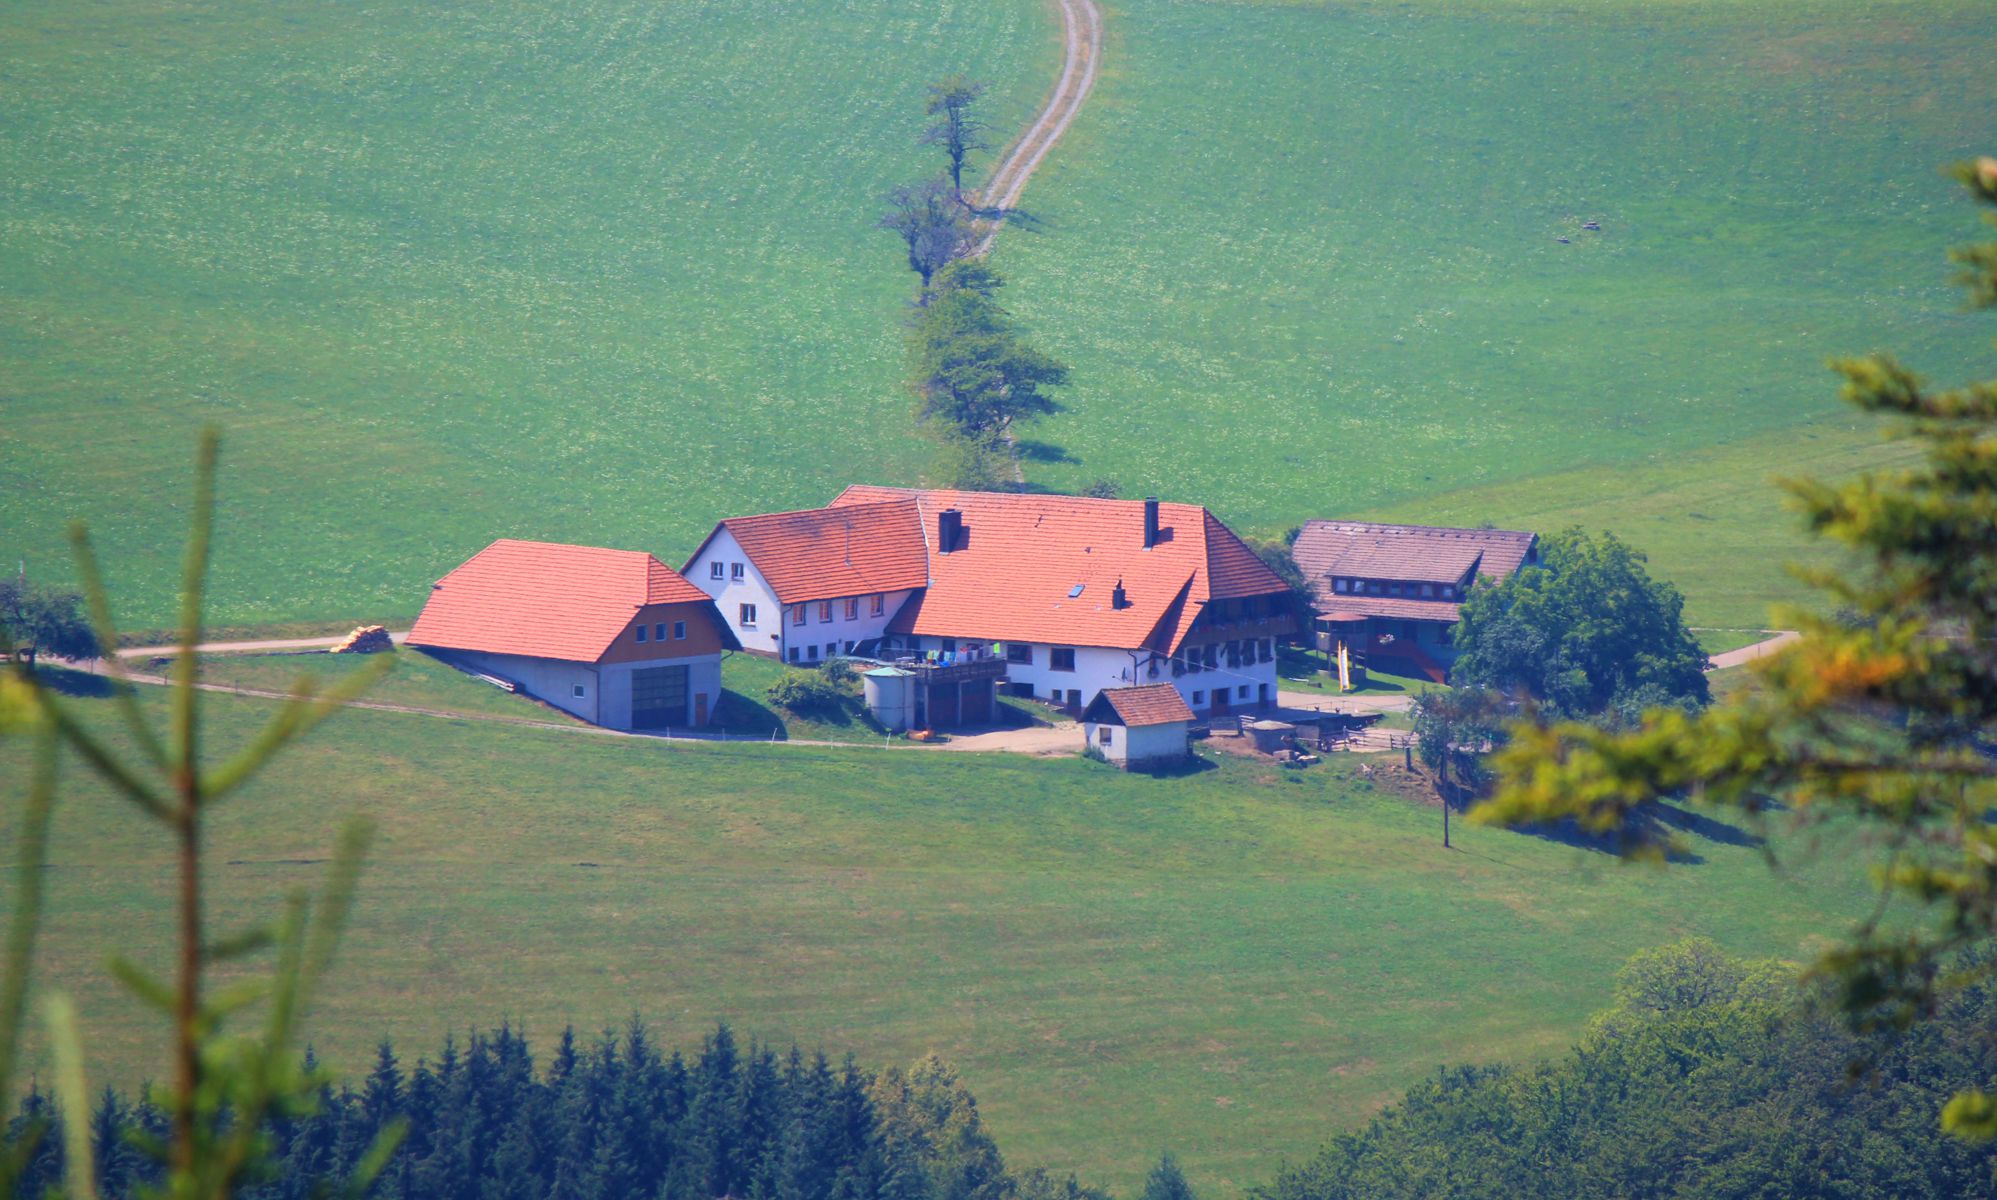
[[863, 667, 915, 732]]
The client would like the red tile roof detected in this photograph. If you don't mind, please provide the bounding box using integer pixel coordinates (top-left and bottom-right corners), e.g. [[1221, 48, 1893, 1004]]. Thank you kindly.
[[688, 500, 931, 604], [1088, 683, 1196, 727], [831, 486, 1291, 653], [410, 539, 714, 663], [1318, 594, 1468, 623]]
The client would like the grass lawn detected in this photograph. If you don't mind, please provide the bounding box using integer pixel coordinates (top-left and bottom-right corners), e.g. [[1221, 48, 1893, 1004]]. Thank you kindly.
[[996, 0, 1995, 627], [178, 649, 560, 720], [1695, 628, 1776, 657], [0, 0, 1050, 631], [1278, 646, 1445, 698], [6, 680, 1882, 1194], [4, 0, 1992, 638]]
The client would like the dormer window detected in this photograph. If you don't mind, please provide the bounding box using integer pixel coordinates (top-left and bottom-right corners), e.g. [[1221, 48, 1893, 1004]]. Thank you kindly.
[[1334, 578, 1348, 593], [635, 624, 648, 643], [1420, 584, 1434, 598]]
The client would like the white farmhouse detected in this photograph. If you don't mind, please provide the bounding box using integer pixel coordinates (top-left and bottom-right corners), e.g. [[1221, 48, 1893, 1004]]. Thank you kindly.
[[687, 487, 1299, 720]]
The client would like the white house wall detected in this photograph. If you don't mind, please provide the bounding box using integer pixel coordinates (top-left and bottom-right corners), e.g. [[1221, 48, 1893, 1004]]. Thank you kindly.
[[688, 528, 785, 657], [427, 648, 720, 731], [895, 638, 1277, 714], [688, 526, 916, 664], [1124, 720, 1191, 766], [774, 588, 918, 664]]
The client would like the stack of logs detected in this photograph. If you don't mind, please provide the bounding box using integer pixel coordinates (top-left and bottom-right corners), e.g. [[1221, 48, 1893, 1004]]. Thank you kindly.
[[329, 625, 394, 654]]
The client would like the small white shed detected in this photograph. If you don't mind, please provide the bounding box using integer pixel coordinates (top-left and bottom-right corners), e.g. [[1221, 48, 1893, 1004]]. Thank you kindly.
[[1081, 684, 1197, 770]]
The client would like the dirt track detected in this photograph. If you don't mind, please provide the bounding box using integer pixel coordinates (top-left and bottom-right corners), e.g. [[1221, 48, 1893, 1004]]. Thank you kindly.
[[972, 0, 1103, 256]]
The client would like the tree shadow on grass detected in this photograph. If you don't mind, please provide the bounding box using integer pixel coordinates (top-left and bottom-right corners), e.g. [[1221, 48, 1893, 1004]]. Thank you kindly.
[[1014, 440, 1075, 465], [712, 688, 787, 740], [31, 664, 114, 698], [1134, 754, 1219, 779], [1503, 799, 1761, 864]]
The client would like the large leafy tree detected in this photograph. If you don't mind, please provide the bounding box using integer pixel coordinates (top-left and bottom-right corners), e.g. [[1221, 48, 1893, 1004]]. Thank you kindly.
[[908, 259, 1067, 442], [0, 578, 97, 669], [1452, 528, 1709, 724], [1475, 160, 1997, 1140]]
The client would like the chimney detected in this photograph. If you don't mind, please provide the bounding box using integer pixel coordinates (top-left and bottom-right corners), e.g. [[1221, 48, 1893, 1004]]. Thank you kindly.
[[1143, 497, 1160, 549], [937, 508, 963, 554], [1112, 578, 1129, 610]]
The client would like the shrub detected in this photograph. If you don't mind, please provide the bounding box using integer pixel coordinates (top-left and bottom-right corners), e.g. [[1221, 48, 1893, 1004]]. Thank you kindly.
[[767, 669, 844, 714], [822, 656, 857, 688]]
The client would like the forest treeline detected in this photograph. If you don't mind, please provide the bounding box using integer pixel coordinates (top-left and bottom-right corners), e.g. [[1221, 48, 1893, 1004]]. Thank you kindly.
[[1253, 941, 1997, 1200], [4, 1024, 1118, 1200]]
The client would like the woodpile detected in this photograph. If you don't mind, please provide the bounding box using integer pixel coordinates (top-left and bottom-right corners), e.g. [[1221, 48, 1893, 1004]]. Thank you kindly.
[[329, 625, 393, 654]]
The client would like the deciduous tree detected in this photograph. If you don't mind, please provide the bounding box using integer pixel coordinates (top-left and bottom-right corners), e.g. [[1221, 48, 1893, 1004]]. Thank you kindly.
[[879, 177, 971, 288], [922, 76, 990, 199], [1452, 528, 1708, 724]]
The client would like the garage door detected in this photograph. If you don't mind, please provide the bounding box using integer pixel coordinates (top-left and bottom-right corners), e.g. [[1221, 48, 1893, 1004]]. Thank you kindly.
[[631, 665, 689, 730]]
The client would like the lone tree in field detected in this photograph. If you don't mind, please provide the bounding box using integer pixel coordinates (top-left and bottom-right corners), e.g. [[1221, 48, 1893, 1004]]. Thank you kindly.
[[0, 577, 97, 670], [908, 259, 1067, 442], [880, 176, 971, 287], [923, 75, 990, 199], [1475, 159, 1997, 1141]]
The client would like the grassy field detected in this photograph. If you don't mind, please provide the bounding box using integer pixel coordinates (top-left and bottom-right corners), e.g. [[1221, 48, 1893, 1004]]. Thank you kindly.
[[8, 680, 1879, 1193], [999, 0, 1996, 626], [0, 0, 1049, 630], [5, 1, 1993, 636]]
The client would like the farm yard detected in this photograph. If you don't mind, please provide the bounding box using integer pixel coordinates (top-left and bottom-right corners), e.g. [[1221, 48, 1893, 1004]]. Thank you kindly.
[[11, 674, 1875, 1194], [3, 1, 1994, 634]]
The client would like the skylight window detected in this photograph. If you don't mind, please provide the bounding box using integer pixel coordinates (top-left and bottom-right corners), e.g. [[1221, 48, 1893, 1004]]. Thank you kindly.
[[1068, 584, 1085, 598]]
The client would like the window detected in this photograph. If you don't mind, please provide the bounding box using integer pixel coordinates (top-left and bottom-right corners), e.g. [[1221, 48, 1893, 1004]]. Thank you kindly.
[[1050, 647, 1076, 672], [818, 601, 832, 623], [1334, 578, 1348, 593], [1006, 643, 1032, 665], [1238, 685, 1250, 700], [1259, 638, 1273, 664], [1420, 583, 1434, 597], [572, 683, 587, 698], [787, 646, 799, 663], [942, 638, 957, 653], [654, 623, 667, 641], [1202, 645, 1217, 669], [710, 561, 725, 580], [731, 562, 744, 580], [635, 624, 648, 643], [843, 640, 854, 654], [740, 603, 758, 627], [1097, 725, 1112, 745], [845, 597, 859, 620], [1192, 690, 1205, 705], [870, 594, 885, 616], [673, 621, 686, 640], [807, 643, 820, 662], [792, 605, 807, 626]]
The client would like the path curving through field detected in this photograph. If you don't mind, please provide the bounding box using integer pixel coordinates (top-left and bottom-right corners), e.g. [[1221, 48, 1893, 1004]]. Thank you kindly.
[[972, 0, 1103, 256]]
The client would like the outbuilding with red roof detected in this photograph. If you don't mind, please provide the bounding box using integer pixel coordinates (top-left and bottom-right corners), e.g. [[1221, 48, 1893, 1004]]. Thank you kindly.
[[409, 539, 738, 731], [1081, 684, 1198, 769]]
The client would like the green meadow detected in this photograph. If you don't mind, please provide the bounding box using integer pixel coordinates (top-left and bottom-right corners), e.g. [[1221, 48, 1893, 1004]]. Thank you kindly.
[[10, 677, 1877, 1193], [4, 1, 1995, 633]]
